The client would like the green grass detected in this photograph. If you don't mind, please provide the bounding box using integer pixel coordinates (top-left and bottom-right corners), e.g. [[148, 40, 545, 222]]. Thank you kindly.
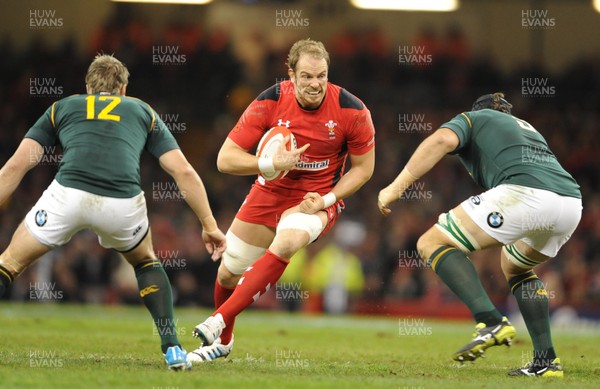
[[1, 303, 598, 388]]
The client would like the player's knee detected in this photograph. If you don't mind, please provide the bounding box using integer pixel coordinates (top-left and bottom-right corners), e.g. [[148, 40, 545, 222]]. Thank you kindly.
[[416, 231, 437, 260], [273, 213, 323, 258], [500, 252, 514, 279], [217, 262, 241, 288], [270, 229, 306, 259], [501, 245, 540, 280], [221, 230, 266, 276]]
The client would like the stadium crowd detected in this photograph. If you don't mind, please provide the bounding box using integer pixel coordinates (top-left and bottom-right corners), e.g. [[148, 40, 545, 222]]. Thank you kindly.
[[1, 10, 599, 317]]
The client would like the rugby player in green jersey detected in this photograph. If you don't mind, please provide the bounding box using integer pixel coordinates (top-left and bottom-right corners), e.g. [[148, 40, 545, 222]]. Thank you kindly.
[[378, 93, 581, 378], [0, 54, 226, 370]]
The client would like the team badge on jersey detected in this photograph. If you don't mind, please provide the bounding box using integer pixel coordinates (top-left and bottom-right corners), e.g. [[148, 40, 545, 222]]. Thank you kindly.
[[487, 212, 504, 228], [35, 210, 48, 227], [325, 120, 337, 139]]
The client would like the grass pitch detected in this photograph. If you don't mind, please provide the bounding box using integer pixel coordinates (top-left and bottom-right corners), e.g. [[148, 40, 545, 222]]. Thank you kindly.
[[0, 303, 598, 388]]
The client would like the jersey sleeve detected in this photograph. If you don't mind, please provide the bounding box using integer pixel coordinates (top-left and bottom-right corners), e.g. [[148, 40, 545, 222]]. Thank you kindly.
[[346, 107, 376, 155], [145, 108, 180, 158], [24, 104, 58, 147], [441, 112, 473, 153], [228, 98, 271, 151]]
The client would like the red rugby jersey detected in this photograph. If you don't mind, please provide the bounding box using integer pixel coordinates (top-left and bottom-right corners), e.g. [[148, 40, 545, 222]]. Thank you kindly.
[[228, 80, 375, 195]]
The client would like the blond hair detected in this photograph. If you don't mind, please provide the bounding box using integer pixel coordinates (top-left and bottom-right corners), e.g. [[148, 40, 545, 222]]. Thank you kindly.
[[286, 39, 330, 71], [85, 54, 129, 94]]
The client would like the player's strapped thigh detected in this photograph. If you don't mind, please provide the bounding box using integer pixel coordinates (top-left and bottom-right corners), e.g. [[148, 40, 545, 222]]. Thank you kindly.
[[222, 230, 267, 275], [503, 244, 545, 270], [434, 209, 481, 253], [276, 212, 324, 244]]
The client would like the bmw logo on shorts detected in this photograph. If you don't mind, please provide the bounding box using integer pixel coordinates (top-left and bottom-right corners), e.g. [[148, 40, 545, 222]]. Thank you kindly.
[[35, 210, 48, 227], [487, 212, 503, 228]]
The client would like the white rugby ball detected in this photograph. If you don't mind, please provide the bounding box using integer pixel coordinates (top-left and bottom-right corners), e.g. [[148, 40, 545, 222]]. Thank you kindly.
[[256, 126, 297, 181]]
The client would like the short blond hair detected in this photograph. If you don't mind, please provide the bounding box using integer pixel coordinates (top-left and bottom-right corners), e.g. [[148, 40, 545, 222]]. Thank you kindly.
[[286, 39, 330, 71], [85, 54, 129, 94]]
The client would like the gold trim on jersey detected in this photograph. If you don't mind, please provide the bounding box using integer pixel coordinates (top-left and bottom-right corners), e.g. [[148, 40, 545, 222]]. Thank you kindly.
[[50, 103, 56, 128], [461, 112, 472, 128], [147, 104, 156, 132]]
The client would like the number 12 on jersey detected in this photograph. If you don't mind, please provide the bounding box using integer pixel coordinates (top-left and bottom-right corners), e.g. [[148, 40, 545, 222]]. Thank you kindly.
[[86, 95, 121, 122]]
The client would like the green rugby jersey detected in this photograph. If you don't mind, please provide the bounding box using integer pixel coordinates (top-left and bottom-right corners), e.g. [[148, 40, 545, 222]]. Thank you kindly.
[[25, 93, 179, 198], [442, 109, 581, 198]]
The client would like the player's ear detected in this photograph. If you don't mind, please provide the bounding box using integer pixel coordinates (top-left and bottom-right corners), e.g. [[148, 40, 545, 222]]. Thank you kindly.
[[120, 83, 127, 96], [287, 68, 295, 83], [85, 84, 92, 94]]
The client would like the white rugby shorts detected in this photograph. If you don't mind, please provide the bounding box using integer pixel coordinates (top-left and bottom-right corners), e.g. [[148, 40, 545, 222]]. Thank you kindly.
[[460, 184, 582, 257], [24, 180, 149, 252]]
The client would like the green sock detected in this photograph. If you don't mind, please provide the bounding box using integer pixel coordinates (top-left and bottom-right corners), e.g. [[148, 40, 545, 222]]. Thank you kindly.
[[509, 272, 556, 363], [135, 260, 180, 353], [0, 265, 14, 298], [430, 246, 502, 326]]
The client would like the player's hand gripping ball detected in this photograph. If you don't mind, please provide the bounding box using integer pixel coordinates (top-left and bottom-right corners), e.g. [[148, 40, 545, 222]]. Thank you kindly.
[[256, 126, 297, 181]]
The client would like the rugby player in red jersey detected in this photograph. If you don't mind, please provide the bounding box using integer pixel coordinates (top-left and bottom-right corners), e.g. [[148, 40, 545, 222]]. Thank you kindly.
[[187, 39, 375, 363]]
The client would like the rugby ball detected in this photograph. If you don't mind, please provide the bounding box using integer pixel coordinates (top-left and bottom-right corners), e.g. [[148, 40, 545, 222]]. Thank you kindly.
[[256, 126, 297, 181]]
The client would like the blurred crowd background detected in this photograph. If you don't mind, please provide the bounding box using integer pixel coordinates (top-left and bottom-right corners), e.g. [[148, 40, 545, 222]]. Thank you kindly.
[[1, 1, 599, 321]]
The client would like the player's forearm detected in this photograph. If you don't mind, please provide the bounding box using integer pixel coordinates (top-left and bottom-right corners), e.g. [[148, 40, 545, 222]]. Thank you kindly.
[[404, 127, 458, 179], [217, 147, 260, 176], [173, 167, 218, 232], [381, 130, 456, 204], [328, 149, 375, 203], [328, 162, 373, 202], [217, 150, 262, 176]]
